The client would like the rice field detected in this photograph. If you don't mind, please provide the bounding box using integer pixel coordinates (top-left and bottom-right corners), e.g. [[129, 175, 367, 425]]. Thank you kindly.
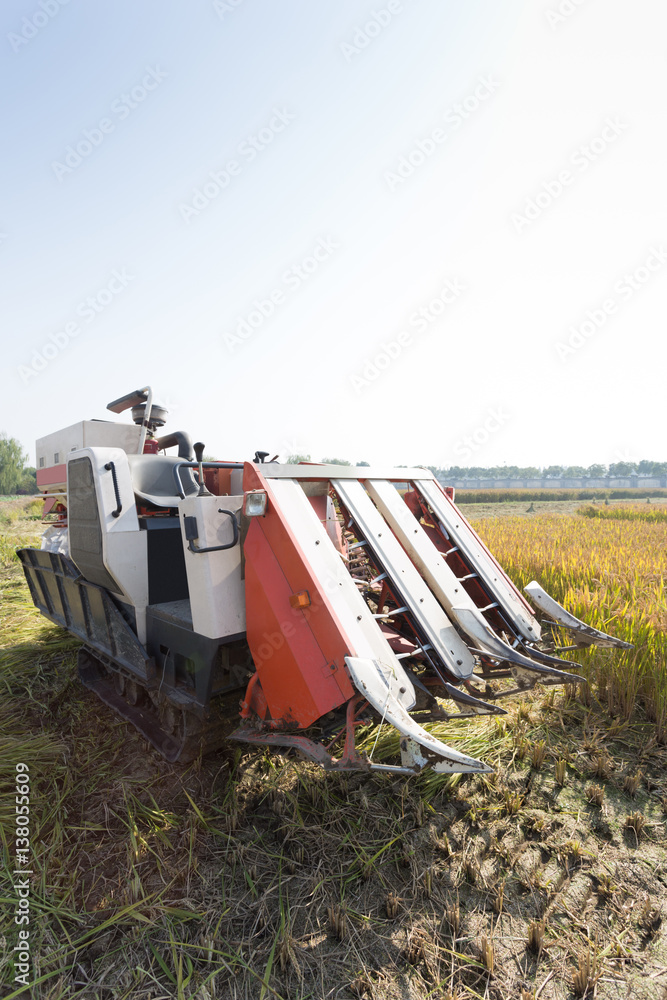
[[1, 499, 666, 1000], [578, 504, 667, 524], [470, 510, 667, 737], [455, 488, 667, 505]]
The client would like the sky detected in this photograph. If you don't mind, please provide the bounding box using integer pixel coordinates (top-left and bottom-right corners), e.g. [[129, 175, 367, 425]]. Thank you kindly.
[[1, 0, 665, 471]]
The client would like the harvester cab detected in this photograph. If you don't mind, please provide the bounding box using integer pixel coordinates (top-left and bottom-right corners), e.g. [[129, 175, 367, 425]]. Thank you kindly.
[[18, 387, 631, 775]]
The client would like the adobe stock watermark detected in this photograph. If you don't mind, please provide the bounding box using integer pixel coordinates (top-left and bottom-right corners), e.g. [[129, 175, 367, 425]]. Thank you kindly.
[[213, 0, 246, 18], [545, 0, 590, 29], [180, 107, 295, 224], [277, 436, 310, 462], [452, 406, 511, 461], [51, 66, 168, 180], [511, 117, 627, 233], [340, 1, 404, 63], [350, 277, 465, 392], [18, 269, 134, 383], [555, 245, 667, 361], [223, 236, 339, 353], [610, 446, 640, 469], [8, 0, 72, 54], [384, 76, 500, 191], [13, 763, 32, 989]]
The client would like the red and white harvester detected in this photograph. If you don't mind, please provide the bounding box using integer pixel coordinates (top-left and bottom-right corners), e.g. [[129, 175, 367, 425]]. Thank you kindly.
[[19, 387, 630, 775]]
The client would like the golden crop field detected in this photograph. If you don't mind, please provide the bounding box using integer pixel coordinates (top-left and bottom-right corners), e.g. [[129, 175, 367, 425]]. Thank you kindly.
[[472, 510, 667, 736], [1, 499, 666, 1000]]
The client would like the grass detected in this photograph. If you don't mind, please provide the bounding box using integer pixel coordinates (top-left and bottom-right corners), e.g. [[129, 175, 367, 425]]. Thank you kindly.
[[578, 503, 667, 524], [1, 499, 667, 999], [455, 487, 667, 504]]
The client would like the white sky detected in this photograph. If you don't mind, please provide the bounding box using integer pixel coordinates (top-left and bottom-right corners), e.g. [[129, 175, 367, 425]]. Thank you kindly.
[[2, 0, 665, 469]]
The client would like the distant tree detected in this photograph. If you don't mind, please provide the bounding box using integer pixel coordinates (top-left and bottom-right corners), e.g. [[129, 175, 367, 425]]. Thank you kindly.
[[16, 468, 37, 495], [609, 461, 637, 476], [439, 466, 483, 479], [637, 460, 667, 476], [321, 457, 351, 466], [0, 434, 29, 494], [357, 461, 370, 467], [430, 461, 667, 481], [286, 453, 311, 463]]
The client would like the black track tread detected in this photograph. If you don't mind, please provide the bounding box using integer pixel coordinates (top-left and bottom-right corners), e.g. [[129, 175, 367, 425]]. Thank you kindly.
[[78, 647, 241, 763]]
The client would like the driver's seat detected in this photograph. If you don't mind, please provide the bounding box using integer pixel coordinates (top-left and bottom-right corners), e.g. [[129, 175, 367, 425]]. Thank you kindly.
[[127, 455, 199, 507]]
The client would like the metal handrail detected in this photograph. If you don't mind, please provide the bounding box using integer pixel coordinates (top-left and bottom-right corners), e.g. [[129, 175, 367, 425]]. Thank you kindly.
[[184, 509, 240, 553], [104, 462, 122, 517]]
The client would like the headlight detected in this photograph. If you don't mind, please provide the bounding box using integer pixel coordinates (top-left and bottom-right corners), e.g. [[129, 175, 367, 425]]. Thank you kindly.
[[244, 490, 267, 516]]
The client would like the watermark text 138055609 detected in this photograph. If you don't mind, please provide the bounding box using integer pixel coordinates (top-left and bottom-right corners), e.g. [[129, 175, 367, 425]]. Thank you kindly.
[[13, 763, 32, 988]]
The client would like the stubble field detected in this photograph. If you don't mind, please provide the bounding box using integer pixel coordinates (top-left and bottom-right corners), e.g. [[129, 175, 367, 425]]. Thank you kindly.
[[1, 496, 666, 1000]]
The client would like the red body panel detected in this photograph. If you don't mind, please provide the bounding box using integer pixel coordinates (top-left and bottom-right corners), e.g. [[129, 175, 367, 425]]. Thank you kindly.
[[203, 467, 232, 495], [37, 464, 66, 489], [242, 463, 355, 728]]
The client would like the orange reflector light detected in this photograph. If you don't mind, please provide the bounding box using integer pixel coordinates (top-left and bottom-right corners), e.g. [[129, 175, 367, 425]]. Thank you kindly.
[[289, 590, 311, 609]]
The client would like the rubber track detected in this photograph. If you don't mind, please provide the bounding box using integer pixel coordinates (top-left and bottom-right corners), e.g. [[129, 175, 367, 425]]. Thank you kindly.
[[78, 647, 240, 763]]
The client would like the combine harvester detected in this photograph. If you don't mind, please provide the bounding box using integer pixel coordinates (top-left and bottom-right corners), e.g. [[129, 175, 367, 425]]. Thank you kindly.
[[18, 388, 630, 776]]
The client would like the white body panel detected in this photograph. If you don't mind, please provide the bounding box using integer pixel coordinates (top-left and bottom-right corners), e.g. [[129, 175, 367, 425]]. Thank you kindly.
[[415, 479, 542, 642], [67, 447, 148, 640], [178, 495, 245, 639], [451, 605, 579, 680], [365, 480, 543, 658], [366, 478, 481, 619], [524, 581, 631, 648], [230, 469, 244, 495], [267, 479, 416, 711], [334, 479, 475, 680], [262, 464, 434, 481], [38, 421, 141, 471]]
